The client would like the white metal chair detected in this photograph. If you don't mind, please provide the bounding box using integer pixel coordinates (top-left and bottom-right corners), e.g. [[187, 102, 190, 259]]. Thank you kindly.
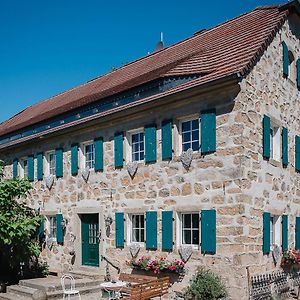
[[61, 274, 81, 300]]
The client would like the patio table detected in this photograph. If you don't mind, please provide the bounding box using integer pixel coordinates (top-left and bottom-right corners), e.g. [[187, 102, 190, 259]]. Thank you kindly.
[[100, 281, 127, 300]]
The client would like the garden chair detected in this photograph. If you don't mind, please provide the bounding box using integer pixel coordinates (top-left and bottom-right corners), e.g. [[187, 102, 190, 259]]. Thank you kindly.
[[61, 274, 81, 300]]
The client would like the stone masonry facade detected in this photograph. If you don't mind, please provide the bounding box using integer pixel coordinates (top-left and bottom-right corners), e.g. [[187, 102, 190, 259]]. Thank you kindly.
[[2, 15, 300, 300]]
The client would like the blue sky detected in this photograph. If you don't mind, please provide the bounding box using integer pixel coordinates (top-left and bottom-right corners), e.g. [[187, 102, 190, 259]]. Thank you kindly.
[[0, 0, 285, 123]]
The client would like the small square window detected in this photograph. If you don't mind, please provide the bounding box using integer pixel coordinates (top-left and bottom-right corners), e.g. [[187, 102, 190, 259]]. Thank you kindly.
[[181, 213, 200, 246], [48, 216, 57, 239], [130, 214, 145, 243], [181, 119, 200, 152], [84, 143, 95, 169], [270, 215, 281, 249], [131, 132, 144, 162]]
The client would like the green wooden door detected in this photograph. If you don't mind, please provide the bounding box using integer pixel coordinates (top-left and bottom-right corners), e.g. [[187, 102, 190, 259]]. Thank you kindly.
[[81, 214, 99, 267]]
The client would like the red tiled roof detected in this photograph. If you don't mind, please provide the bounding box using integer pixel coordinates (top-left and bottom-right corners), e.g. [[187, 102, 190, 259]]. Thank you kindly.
[[0, 2, 293, 137]]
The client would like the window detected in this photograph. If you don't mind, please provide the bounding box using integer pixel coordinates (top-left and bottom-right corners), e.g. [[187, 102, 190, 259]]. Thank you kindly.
[[48, 216, 57, 239], [131, 131, 144, 162], [270, 215, 281, 249], [180, 213, 200, 246], [84, 143, 95, 169], [20, 159, 28, 178], [46, 152, 56, 176], [181, 118, 200, 152], [130, 214, 145, 243], [270, 123, 280, 161], [288, 50, 296, 83]]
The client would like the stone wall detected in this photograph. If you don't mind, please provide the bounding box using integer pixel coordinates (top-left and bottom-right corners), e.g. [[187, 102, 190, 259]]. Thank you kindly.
[[1, 15, 300, 300]]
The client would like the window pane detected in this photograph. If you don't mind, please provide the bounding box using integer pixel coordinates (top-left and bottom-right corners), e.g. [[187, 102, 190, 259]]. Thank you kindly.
[[192, 119, 199, 130], [192, 141, 199, 151], [192, 130, 199, 141], [183, 230, 191, 244], [183, 132, 190, 143], [182, 121, 191, 132], [141, 229, 145, 242], [192, 214, 199, 228], [183, 214, 191, 229], [192, 230, 199, 245]]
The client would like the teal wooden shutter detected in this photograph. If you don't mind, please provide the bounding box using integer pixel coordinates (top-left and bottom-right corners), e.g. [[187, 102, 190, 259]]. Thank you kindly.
[[162, 211, 173, 251], [146, 211, 157, 249], [296, 217, 300, 250], [282, 215, 288, 251], [114, 133, 123, 168], [296, 136, 300, 172], [161, 120, 172, 160], [28, 155, 34, 182], [282, 41, 289, 78], [263, 212, 270, 254], [56, 213, 64, 244], [263, 115, 270, 159], [201, 209, 216, 254], [71, 144, 78, 176], [297, 59, 300, 89], [37, 152, 43, 181], [55, 148, 63, 178], [38, 217, 45, 239], [145, 125, 157, 163], [282, 127, 288, 166], [201, 109, 216, 154], [13, 159, 18, 179], [94, 137, 104, 172], [115, 212, 124, 248]]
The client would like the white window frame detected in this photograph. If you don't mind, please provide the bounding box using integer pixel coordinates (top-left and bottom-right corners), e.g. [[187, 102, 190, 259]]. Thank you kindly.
[[45, 215, 57, 242], [270, 215, 281, 250], [45, 151, 56, 176], [270, 121, 281, 162], [127, 213, 145, 245], [176, 212, 200, 250], [178, 115, 201, 154], [81, 141, 95, 170], [19, 158, 28, 179], [125, 128, 145, 163]]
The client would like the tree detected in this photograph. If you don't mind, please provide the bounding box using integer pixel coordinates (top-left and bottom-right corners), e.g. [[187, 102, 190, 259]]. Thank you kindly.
[[0, 160, 44, 280]]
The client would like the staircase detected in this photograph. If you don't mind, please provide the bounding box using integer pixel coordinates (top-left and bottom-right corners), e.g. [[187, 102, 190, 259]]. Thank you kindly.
[[0, 274, 103, 299]]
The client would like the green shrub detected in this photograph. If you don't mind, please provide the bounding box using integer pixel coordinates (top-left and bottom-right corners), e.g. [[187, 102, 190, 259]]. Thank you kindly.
[[184, 267, 227, 300]]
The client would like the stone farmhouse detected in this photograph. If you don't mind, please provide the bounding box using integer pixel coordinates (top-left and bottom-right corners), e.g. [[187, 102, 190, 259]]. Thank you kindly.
[[1, 1, 300, 298]]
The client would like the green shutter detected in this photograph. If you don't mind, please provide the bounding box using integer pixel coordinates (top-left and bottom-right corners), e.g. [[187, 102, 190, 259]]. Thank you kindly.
[[162, 211, 173, 251], [13, 159, 18, 179], [71, 144, 78, 176], [263, 115, 270, 159], [28, 155, 34, 182], [145, 125, 157, 163], [37, 152, 43, 181], [201, 109, 216, 154], [55, 148, 63, 178], [38, 217, 45, 239], [201, 209, 216, 254], [296, 136, 300, 172], [162, 120, 173, 161], [297, 59, 300, 89], [146, 211, 157, 250], [282, 127, 288, 166], [263, 212, 270, 254], [296, 217, 300, 250], [282, 215, 288, 251], [94, 137, 103, 172], [56, 213, 64, 244], [114, 133, 123, 168], [282, 41, 289, 78], [115, 212, 124, 248]]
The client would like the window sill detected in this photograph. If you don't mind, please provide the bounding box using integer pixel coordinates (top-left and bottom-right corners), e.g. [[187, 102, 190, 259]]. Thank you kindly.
[[269, 159, 281, 167]]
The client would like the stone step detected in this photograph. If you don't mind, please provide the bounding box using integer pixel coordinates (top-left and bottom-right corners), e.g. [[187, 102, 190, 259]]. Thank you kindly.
[[69, 269, 105, 280], [19, 277, 102, 293], [46, 285, 102, 299], [7, 284, 37, 297], [0, 292, 29, 300]]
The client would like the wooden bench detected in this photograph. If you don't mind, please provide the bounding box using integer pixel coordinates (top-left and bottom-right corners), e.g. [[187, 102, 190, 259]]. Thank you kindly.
[[121, 276, 170, 300]]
